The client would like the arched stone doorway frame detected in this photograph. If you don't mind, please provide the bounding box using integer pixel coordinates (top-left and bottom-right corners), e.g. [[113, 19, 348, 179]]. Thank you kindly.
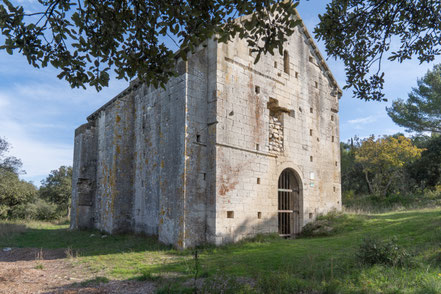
[[274, 161, 304, 236]]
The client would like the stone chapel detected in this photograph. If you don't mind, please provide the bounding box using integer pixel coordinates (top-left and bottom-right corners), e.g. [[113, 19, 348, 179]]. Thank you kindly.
[[71, 11, 342, 249]]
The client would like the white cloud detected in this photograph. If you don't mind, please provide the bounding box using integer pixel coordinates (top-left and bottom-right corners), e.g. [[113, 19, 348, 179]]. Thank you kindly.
[[0, 119, 72, 182], [0, 94, 10, 109], [0, 54, 127, 185], [347, 116, 376, 125]]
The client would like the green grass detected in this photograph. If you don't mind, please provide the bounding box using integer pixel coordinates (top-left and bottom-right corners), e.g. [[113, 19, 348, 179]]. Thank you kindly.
[[2, 209, 441, 293]]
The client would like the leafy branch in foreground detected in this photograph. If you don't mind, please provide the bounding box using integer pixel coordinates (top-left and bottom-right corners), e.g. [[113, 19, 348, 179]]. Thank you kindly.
[[0, 0, 299, 91], [315, 0, 441, 101]]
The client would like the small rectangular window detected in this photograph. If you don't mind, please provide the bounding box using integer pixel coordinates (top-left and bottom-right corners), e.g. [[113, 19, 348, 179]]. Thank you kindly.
[[274, 61, 277, 68], [203, 173, 206, 180], [332, 136, 335, 142], [295, 72, 299, 79], [310, 129, 313, 136], [257, 212, 262, 219], [257, 178, 261, 184], [196, 134, 201, 143], [331, 115, 334, 121], [255, 85, 260, 94], [284, 51, 290, 74], [335, 161, 338, 166], [256, 144, 260, 151], [310, 156, 313, 162], [333, 186, 336, 192], [310, 107, 313, 113], [227, 211, 234, 218], [309, 213, 313, 219], [315, 81, 318, 88]]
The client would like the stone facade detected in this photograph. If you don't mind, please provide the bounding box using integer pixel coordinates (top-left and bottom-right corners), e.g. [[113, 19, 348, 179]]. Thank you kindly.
[[71, 14, 342, 249]]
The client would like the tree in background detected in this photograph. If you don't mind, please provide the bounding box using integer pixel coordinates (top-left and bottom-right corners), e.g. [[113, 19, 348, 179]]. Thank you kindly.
[[0, 137, 37, 218], [316, 1, 441, 102], [0, 137, 23, 174], [39, 166, 73, 216], [407, 135, 441, 191], [386, 64, 441, 134], [355, 135, 424, 197], [340, 140, 368, 196], [0, 170, 37, 218]]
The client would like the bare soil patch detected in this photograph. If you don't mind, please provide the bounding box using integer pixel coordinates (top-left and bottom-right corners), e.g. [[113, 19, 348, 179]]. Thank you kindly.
[[0, 248, 155, 294]]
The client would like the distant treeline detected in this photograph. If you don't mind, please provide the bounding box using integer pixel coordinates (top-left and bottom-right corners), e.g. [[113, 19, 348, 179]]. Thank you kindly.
[[0, 137, 72, 220], [341, 134, 441, 211]]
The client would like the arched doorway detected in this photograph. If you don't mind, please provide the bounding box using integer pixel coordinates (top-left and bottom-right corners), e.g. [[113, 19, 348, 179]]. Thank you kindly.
[[278, 169, 301, 236]]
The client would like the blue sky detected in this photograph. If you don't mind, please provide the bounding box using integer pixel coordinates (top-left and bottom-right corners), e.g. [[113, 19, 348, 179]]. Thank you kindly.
[[0, 1, 439, 185]]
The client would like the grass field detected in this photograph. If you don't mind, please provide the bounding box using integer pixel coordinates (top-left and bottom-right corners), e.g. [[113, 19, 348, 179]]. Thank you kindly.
[[2, 209, 441, 293]]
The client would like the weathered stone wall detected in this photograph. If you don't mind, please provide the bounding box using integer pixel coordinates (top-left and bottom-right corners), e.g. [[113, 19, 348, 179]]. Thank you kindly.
[[214, 22, 341, 244], [71, 122, 97, 229], [131, 73, 187, 246], [71, 44, 218, 248], [182, 40, 218, 247], [92, 93, 135, 233]]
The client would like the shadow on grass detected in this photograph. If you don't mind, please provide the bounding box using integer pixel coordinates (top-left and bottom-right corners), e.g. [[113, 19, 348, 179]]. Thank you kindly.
[[0, 223, 26, 239], [0, 225, 173, 262], [0, 247, 67, 262]]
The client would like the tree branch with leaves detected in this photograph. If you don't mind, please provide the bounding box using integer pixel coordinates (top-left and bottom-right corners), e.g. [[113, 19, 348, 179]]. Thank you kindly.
[[315, 0, 441, 101], [0, 0, 299, 91]]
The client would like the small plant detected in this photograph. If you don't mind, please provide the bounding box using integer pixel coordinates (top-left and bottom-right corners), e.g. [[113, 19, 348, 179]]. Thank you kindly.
[[36, 248, 44, 261], [65, 246, 80, 259], [35, 263, 44, 270], [357, 236, 411, 267], [137, 270, 161, 282], [416, 277, 441, 294]]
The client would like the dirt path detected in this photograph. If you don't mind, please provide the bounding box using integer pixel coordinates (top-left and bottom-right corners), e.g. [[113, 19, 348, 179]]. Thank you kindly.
[[0, 248, 156, 294]]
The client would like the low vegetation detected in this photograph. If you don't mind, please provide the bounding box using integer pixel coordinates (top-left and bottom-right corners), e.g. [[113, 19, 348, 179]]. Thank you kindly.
[[341, 133, 441, 213], [0, 137, 72, 221], [2, 208, 441, 293], [344, 189, 441, 213]]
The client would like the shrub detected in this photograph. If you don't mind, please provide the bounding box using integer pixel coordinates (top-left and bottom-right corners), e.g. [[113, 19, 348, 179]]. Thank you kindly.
[[34, 199, 59, 220], [9, 199, 59, 220], [416, 277, 441, 294], [10, 202, 38, 219], [301, 211, 365, 237], [357, 236, 411, 267]]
